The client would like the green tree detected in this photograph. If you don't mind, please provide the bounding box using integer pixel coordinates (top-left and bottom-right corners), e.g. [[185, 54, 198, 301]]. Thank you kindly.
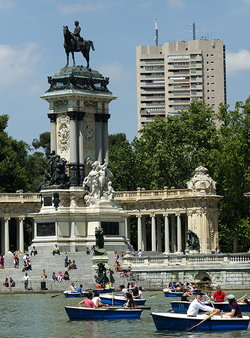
[[0, 115, 29, 192], [108, 134, 137, 191], [208, 97, 250, 252], [32, 132, 51, 157]]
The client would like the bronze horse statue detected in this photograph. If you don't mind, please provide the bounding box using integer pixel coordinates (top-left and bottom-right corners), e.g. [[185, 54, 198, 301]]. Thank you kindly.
[[63, 26, 95, 68]]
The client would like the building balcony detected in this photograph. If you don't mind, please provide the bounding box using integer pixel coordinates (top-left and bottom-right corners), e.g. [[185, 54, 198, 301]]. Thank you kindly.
[[168, 92, 190, 98]]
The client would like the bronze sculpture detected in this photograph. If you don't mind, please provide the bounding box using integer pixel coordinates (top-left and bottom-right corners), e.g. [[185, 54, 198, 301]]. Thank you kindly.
[[63, 22, 95, 68]]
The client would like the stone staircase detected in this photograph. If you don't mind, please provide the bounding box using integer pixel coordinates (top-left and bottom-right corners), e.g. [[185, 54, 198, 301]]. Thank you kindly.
[[0, 250, 141, 292]]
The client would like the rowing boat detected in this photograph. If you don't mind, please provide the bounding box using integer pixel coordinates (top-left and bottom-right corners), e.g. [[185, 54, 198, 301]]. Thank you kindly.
[[65, 306, 142, 320], [171, 300, 250, 313], [163, 289, 201, 297], [151, 312, 250, 331], [99, 294, 146, 306], [63, 291, 88, 298]]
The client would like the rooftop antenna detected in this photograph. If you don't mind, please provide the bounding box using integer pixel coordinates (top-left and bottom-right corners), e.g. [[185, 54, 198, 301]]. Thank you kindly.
[[192, 22, 196, 40], [154, 20, 159, 46]]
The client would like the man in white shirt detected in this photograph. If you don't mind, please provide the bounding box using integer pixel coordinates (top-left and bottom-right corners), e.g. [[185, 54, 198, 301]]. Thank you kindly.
[[22, 272, 30, 290], [70, 283, 76, 292], [92, 292, 109, 308], [138, 250, 142, 257], [187, 293, 220, 317]]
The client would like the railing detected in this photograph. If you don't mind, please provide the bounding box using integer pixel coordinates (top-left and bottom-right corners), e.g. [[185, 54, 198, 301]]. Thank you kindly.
[[0, 193, 40, 202], [122, 253, 250, 266]]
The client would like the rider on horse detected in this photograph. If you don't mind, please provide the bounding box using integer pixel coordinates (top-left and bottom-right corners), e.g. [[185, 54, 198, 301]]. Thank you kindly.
[[73, 21, 84, 50]]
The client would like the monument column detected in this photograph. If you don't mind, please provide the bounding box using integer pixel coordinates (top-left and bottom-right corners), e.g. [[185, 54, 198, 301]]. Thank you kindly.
[[68, 111, 79, 186], [151, 214, 156, 251], [137, 215, 142, 251], [164, 214, 170, 253], [4, 216, 10, 254], [18, 217, 25, 253], [95, 114, 103, 163], [77, 112, 85, 185], [48, 113, 57, 152], [177, 213, 182, 252], [157, 215, 162, 252], [102, 114, 110, 164]]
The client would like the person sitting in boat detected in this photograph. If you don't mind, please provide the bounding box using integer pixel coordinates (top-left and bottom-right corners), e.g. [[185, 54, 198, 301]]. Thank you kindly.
[[203, 291, 212, 302], [238, 293, 250, 304], [191, 283, 197, 290], [77, 284, 83, 293], [181, 287, 193, 301], [212, 286, 227, 302], [133, 286, 143, 299], [92, 292, 109, 308], [105, 282, 112, 289], [119, 284, 128, 295], [124, 292, 135, 308], [95, 283, 102, 289], [221, 294, 242, 318], [70, 282, 76, 293], [170, 282, 177, 291], [187, 292, 220, 317], [79, 292, 97, 308]]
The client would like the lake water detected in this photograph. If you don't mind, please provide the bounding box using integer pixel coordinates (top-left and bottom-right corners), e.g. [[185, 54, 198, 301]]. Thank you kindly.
[[1, 290, 250, 338]]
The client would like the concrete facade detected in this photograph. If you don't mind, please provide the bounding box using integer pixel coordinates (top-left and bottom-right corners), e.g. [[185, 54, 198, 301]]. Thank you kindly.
[[136, 39, 226, 130]]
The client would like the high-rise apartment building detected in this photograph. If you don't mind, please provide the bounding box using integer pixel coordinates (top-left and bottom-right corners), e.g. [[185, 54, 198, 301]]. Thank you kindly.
[[136, 39, 226, 130]]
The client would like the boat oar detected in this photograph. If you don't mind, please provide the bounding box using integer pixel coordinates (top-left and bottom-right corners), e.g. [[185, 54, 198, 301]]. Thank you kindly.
[[187, 311, 217, 332], [150, 292, 164, 297], [51, 293, 63, 298], [237, 294, 247, 302]]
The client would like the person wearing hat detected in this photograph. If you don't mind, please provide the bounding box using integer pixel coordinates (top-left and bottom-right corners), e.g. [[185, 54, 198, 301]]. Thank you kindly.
[[221, 294, 242, 318], [187, 292, 220, 317]]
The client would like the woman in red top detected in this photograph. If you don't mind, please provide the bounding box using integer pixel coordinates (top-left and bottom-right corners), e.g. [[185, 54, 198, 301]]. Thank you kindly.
[[212, 286, 227, 302]]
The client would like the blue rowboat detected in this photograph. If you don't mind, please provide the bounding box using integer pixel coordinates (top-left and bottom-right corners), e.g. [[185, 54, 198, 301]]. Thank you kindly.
[[64, 291, 88, 298], [99, 294, 146, 306], [65, 306, 142, 320], [171, 301, 250, 313], [93, 288, 115, 294], [163, 289, 201, 297], [151, 312, 250, 331]]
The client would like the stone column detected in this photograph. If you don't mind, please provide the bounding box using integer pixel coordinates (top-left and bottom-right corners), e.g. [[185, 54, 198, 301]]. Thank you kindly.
[[68, 111, 79, 186], [171, 215, 176, 252], [1, 219, 4, 254], [127, 217, 131, 243], [102, 114, 110, 164], [95, 114, 102, 163], [177, 213, 182, 252], [34, 219, 37, 239], [48, 113, 57, 153], [78, 112, 85, 185], [142, 215, 146, 251], [214, 211, 219, 250], [164, 214, 170, 253], [18, 217, 25, 253], [157, 215, 162, 252], [185, 215, 188, 251], [137, 215, 142, 251], [151, 215, 156, 251], [70, 220, 76, 252], [4, 217, 10, 254]]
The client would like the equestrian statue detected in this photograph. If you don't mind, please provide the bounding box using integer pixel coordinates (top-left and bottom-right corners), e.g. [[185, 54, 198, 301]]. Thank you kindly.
[[63, 21, 95, 68]]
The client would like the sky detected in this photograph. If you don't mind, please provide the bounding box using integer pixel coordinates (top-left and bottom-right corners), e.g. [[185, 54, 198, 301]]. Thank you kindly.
[[0, 0, 249, 149]]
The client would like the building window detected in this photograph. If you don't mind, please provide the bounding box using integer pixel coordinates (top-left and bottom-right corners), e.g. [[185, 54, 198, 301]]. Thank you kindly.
[[167, 55, 189, 59]]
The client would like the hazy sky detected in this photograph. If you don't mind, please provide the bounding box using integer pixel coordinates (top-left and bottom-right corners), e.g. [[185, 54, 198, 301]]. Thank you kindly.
[[0, 0, 249, 147]]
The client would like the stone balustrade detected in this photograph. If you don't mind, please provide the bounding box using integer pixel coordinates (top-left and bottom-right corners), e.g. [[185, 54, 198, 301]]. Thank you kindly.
[[123, 253, 250, 266]]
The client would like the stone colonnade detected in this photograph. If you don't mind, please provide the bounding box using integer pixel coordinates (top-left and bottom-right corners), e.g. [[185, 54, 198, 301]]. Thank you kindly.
[[0, 216, 33, 254]]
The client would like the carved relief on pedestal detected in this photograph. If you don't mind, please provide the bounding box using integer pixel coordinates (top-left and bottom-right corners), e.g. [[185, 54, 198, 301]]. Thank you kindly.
[[57, 114, 70, 152], [54, 100, 68, 109], [60, 195, 70, 207], [84, 100, 98, 108], [83, 114, 95, 150]]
